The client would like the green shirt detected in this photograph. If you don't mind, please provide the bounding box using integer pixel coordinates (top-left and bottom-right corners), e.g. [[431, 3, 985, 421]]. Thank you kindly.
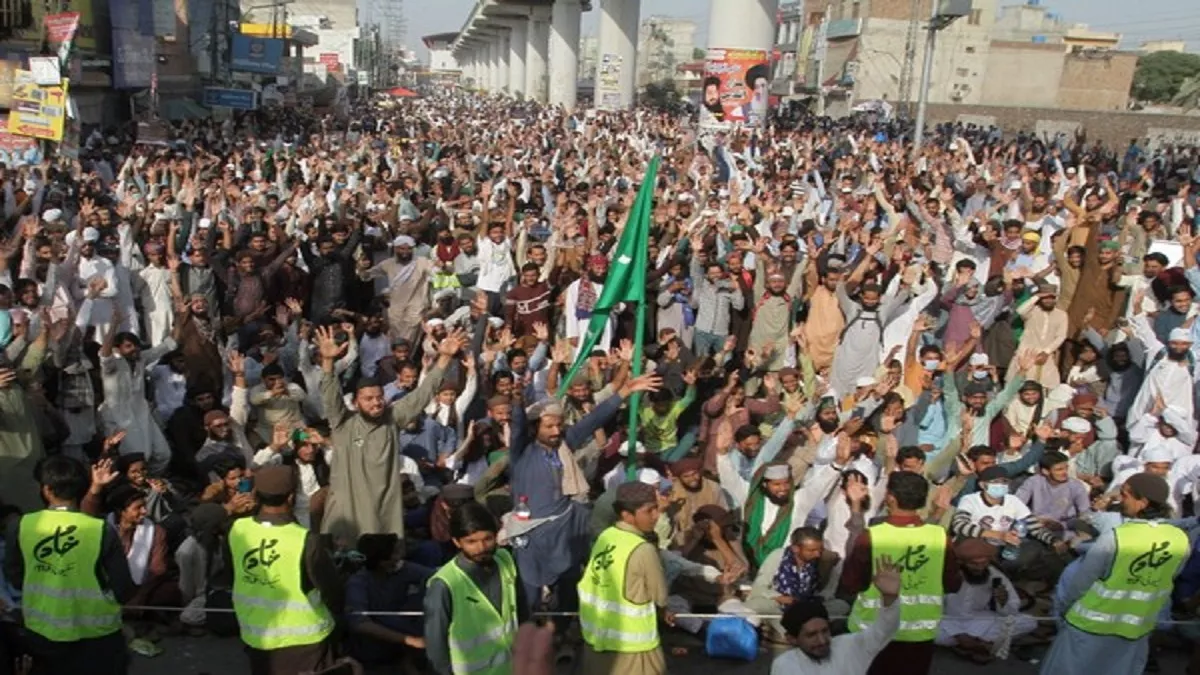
[[638, 385, 695, 451]]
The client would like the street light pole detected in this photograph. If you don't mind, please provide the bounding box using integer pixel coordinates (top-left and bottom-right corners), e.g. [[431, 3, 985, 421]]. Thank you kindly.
[[912, 1, 938, 158]]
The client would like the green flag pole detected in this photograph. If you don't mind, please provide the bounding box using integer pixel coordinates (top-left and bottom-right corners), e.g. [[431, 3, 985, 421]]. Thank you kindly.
[[557, 157, 661, 481]]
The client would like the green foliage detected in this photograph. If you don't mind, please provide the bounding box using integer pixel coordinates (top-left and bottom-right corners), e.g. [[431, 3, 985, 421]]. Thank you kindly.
[[693, 47, 706, 61], [641, 80, 684, 113], [1132, 51, 1200, 103], [1173, 75, 1200, 110]]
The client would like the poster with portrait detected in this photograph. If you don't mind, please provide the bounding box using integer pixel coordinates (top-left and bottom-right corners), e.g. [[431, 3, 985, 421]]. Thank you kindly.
[[596, 53, 622, 111], [700, 48, 770, 130]]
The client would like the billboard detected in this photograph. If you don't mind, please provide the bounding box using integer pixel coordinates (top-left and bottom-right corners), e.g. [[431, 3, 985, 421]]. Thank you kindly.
[[204, 87, 257, 110], [231, 35, 285, 74], [13, 1, 95, 52], [7, 76, 69, 141], [700, 48, 770, 129], [0, 122, 44, 165], [111, 0, 156, 89], [596, 53, 622, 111], [319, 53, 341, 72]]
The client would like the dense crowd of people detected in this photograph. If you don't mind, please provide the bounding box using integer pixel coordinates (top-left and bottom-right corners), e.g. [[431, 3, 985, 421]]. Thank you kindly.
[[1, 90, 1200, 675]]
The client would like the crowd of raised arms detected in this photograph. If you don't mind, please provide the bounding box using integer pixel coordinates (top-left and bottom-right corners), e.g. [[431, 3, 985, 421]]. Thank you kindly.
[[2, 89, 1200, 675]]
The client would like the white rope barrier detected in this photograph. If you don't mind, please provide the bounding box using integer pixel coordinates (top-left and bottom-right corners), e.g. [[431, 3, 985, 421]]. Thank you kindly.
[[114, 604, 1200, 624]]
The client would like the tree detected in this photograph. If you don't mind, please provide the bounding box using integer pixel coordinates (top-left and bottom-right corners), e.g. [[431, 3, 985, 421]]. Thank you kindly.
[[1173, 75, 1200, 110], [1131, 51, 1200, 103], [641, 80, 683, 113], [693, 47, 706, 61]]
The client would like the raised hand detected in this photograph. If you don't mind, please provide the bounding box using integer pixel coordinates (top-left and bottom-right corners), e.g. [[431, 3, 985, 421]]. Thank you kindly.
[[844, 473, 870, 510], [438, 329, 470, 357], [532, 321, 550, 342], [872, 555, 902, 598], [227, 350, 246, 376], [90, 457, 120, 491], [102, 430, 126, 454], [314, 326, 347, 361], [620, 373, 663, 397]]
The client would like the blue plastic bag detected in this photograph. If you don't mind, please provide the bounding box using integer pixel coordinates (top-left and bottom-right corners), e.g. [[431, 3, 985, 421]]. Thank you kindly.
[[705, 616, 759, 661]]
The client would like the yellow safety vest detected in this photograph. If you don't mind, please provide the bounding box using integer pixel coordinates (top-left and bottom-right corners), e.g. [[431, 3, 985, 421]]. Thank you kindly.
[[577, 526, 660, 653], [18, 510, 122, 642], [1066, 521, 1188, 640], [848, 522, 946, 642], [428, 549, 518, 675], [229, 518, 335, 651]]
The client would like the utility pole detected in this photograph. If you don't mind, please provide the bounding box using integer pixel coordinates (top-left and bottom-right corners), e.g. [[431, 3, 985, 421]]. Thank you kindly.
[[912, 1, 964, 158], [814, 13, 827, 117]]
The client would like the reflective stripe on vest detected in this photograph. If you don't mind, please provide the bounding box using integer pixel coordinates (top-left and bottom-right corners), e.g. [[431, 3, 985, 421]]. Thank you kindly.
[[577, 526, 660, 653], [229, 518, 334, 651], [429, 548, 517, 675], [1066, 521, 1188, 640], [19, 511, 122, 642], [847, 522, 946, 642]]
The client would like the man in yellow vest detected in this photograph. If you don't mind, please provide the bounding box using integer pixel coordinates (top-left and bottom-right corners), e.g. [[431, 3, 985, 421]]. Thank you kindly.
[[841, 471, 960, 675], [228, 465, 343, 675], [3, 456, 135, 675], [1040, 472, 1189, 675], [578, 481, 672, 675], [424, 501, 526, 675]]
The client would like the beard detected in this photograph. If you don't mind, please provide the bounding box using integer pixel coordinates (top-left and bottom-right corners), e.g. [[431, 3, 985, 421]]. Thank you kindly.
[[800, 647, 830, 663], [465, 548, 496, 566], [1169, 348, 1190, 361], [765, 490, 791, 506], [588, 271, 607, 283], [817, 418, 839, 433], [395, 252, 414, 264], [962, 566, 991, 585]]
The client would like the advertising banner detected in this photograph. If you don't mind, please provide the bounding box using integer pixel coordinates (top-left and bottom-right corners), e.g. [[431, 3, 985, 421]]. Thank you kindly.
[[231, 35, 285, 74], [15, 2, 95, 52], [204, 87, 258, 110], [111, 0, 156, 89], [7, 76, 69, 141], [319, 53, 341, 73], [596, 53, 622, 111], [700, 48, 770, 130], [0, 121, 44, 165]]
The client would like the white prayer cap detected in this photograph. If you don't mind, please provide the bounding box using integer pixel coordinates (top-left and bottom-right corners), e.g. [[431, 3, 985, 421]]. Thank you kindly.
[[1169, 327, 1193, 343], [424, 318, 445, 329], [637, 468, 662, 486], [1161, 407, 1190, 432], [82, 227, 100, 243], [763, 464, 791, 481], [618, 441, 647, 457], [487, 316, 505, 328], [701, 209, 717, 218], [854, 376, 876, 389], [969, 353, 990, 367], [781, 206, 796, 217], [391, 235, 416, 248], [1061, 416, 1092, 434], [198, 218, 213, 229], [1143, 446, 1175, 464], [42, 208, 62, 223]]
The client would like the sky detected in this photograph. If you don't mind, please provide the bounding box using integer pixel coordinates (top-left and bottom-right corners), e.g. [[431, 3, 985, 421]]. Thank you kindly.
[[406, 0, 1197, 60]]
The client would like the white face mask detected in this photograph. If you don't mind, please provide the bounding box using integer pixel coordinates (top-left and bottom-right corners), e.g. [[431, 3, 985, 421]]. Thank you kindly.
[[972, 370, 989, 380]]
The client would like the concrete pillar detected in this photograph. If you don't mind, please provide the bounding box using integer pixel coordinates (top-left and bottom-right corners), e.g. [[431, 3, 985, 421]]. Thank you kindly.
[[708, 0, 778, 51], [595, 0, 640, 109], [548, 0, 582, 109], [505, 20, 528, 97], [525, 13, 550, 103], [498, 31, 512, 93], [489, 38, 502, 92]]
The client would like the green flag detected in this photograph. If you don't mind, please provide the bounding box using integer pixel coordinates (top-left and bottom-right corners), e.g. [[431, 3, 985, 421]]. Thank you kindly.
[[559, 156, 661, 473]]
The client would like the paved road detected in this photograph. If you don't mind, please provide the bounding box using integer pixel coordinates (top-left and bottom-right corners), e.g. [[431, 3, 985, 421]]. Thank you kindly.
[[128, 634, 1188, 674]]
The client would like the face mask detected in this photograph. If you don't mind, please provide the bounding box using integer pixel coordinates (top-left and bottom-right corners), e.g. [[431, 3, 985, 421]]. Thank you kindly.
[[985, 483, 1008, 500], [972, 370, 988, 380], [923, 360, 940, 371]]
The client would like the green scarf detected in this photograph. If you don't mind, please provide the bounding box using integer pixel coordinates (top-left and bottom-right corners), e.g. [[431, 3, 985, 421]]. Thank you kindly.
[[743, 473, 795, 567]]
